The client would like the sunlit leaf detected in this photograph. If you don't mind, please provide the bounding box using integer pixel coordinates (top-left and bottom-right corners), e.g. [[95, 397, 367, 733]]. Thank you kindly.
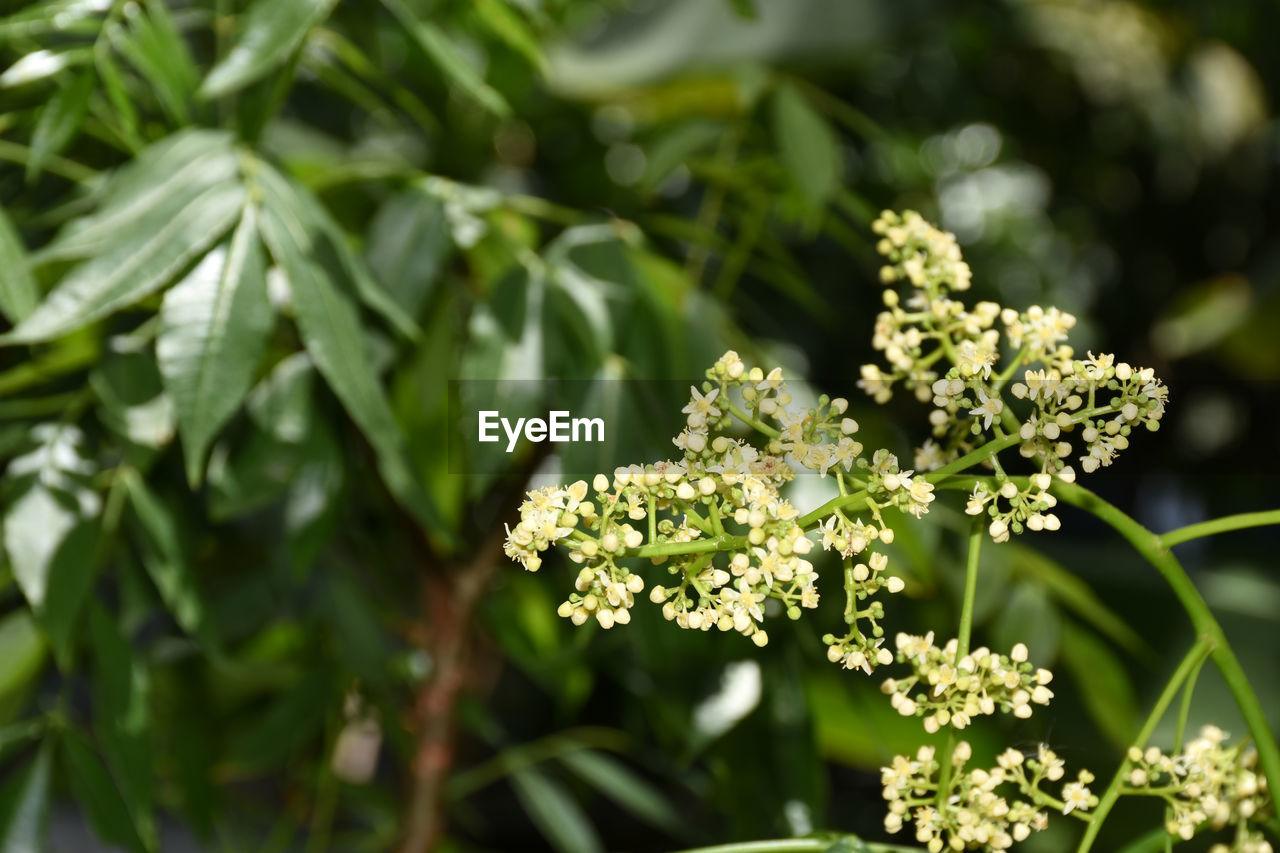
[[158, 204, 273, 485], [473, 0, 544, 71], [0, 48, 90, 88], [3, 181, 244, 344], [200, 0, 338, 98]]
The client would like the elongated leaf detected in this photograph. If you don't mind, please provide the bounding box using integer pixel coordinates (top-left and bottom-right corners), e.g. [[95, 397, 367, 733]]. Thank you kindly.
[[558, 751, 679, 830], [61, 727, 147, 853], [0, 48, 90, 88], [382, 0, 510, 116], [36, 130, 238, 263], [0, 613, 45, 700], [0, 744, 51, 851], [3, 485, 78, 610], [254, 165, 420, 339], [158, 205, 273, 484], [109, 0, 199, 125], [0, 208, 39, 323], [258, 196, 447, 540], [772, 84, 842, 206], [0, 722, 43, 762], [2, 181, 244, 344], [0, 0, 110, 39], [200, 0, 337, 98], [366, 191, 451, 319], [473, 0, 544, 71], [1060, 621, 1138, 749], [28, 67, 94, 181], [122, 471, 208, 639], [509, 767, 603, 853], [89, 606, 154, 846]]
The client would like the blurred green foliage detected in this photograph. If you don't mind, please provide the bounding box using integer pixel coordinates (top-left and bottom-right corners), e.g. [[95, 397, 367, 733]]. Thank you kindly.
[[0, 0, 1277, 851]]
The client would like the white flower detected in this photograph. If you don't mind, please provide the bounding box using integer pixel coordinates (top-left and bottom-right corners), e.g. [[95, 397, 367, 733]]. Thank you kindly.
[[969, 388, 1004, 431]]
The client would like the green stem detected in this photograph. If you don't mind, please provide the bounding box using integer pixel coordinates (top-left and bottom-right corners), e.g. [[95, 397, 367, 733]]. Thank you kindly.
[[1076, 639, 1212, 853], [1173, 653, 1206, 752], [1157, 510, 1280, 549], [1052, 481, 1280, 804], [724, 398, 781, 439], [956, 518, 983, 659], [631, 534, 747, 560]]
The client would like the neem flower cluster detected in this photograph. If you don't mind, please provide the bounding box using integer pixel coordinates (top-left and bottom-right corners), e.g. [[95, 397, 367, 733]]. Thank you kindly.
[[503, 212, 1272, 851]]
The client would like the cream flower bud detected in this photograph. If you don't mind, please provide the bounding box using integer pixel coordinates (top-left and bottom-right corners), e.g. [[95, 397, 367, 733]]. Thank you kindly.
[[1011, 643, 1028, 663], [841, 418, 858, 434], [557, 601, 573, 618], [650, 585, 667, 603], [698, 477, 716, 496], [675, 481, 695, 501], [593, 474, 609, 492], [752, 631, 769, 647], [624, 529, 644, 549], [596, 609, 615, 629], [887, 576, 905, 593]]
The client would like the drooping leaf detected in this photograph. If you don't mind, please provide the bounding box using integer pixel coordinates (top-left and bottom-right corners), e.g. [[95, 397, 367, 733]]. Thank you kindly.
[[990, 581, 1062, 664], [0, 208, 40, 323], [60, 727, 147, 853], [27, 67, 94, 181], [509, 767, 603, 853], [122, 470, 209, 640], [257, 194, 447, 543], [89, 343, 176, 452], [158, 204, 273, 485], [381, 0, 511, 117], [558, 750, 680, 830], [0, 743, 52, 851], [771, 83, 843, 206], [200, 0, 338, 98], [3, 181, 245, 344], [88, 605, 154, 846]]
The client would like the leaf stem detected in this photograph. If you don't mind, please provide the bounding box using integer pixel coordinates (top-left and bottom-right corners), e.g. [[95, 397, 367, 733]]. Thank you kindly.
[[1156, 510, 1280, 549]]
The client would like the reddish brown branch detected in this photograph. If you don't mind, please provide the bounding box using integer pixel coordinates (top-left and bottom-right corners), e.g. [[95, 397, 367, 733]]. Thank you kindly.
[[398, 525, 504, 853]]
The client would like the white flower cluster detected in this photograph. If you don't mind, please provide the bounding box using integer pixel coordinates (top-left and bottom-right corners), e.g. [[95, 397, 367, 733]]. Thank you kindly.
[[882, 742, 1094, 851], [1124, 726, 1273, 851], [503, 481, 591, 572], [859, 210, 1168, 543], [882, 636, 1055, 732]]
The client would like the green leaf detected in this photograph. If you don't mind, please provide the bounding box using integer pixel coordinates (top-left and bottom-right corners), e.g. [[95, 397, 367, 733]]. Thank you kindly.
[[36, 519, 100, 666], [1059, 621, 1138, 749], [121, 471, 208, 640], [473, 0, 544, 71], [3, 484, 80, 610], [89, 345, 176, 452], [726, 0, 758, 18], [365, 191, 452, 320], [771, 84, 843, 206], [60, 727, 147, 853], [108, 0, 200, 126], [88, 606, 154, 846], [0, 613, 45, 701], [37, 130, 238, 264], [0, 48, 90, 88], [27, 67, 94, 181], [158, 204, 273, 485], [1007, 542, 1149, 658], [3, 180, 245, 344], [509, 767, 603, 853], [258, 193, 448, 543], [200, 0, 338, 98], [989, 581, 1061, 664], [0, 743, 51, 851], [382, 0, 511, 117], [558, 750, 679, 830], [0, 0, 110, 39], [0, 721, 44, 762], [0, 208, 39, 324]]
